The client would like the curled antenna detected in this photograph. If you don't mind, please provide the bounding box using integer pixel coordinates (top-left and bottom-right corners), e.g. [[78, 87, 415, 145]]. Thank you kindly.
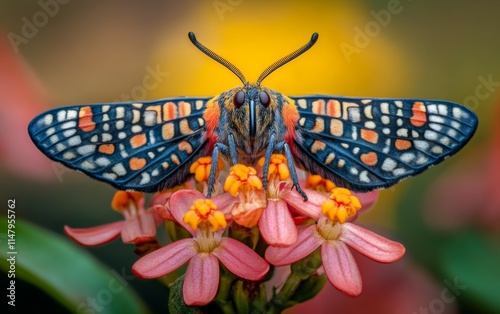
[[188, 32, 246, 84], [256, 33, 318, 86]]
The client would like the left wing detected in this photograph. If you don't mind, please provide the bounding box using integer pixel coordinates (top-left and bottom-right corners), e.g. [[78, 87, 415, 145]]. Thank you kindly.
[[289, 96, 478, 191], [28, 97, 212, 192]]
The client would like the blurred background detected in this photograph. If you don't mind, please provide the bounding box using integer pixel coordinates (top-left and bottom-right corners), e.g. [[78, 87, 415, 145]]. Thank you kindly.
[[0, 0, 498, 313]]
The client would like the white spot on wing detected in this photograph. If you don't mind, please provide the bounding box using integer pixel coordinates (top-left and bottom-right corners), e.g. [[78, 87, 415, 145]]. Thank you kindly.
[[102, 133, 112, 142], [132, 110, 141, 123], [359, 171, 370, 183], [116, 107, 125, 119], [400, 153, 415, 163], [95, 157, 111, 167], [116, 120, 125, 130], [429, 115, 445, 123], [297, 99, 307, 109], [46, 127, 55, 136], [132, 125, 142, 133], [397, 128, 408, 137], [381, 102, 390, 114], [140, 172, 151, 185], [57, 111, 66, 122], [67, 110, 77, 119], [365, 121, 376, 129], [63, 129, 76, 138], [63, 152, 76, 160], [143, 111, 157, 126], [424, 130, 438, 141], [414, 140, 430, 151], [43, 114, 53, 125], [382, 158, 397, 172], [68, 135, 82, 146], [381, 116, 390, 125], [438, 104, 448, 115], [428, 104, 438, 114], [103, 173, 117, 180], [77, 145, 96, 155], [112, 163, 127, 176]]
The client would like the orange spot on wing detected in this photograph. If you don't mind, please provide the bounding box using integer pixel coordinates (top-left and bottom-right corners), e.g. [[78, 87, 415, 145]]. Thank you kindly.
[[178, 101, 191, 118], [178, 141, 193, 154], [326, 100, 342, 117], [129, 157, 146, 170], [311, 99, 325, 115], [311, 140, 326, 154], [361, 129, 379, 144], [410, 102, 427, 127], [98, 144, 115, 154], [78, 106, 96, 132], [130, 133, 147, 148], [361, 152, 378, 166], [395, 139, 412, 150], [163, 102, 177, 121]]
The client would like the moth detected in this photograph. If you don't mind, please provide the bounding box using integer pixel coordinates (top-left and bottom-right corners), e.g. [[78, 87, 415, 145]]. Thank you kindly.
[[28, 32, 478, 200]]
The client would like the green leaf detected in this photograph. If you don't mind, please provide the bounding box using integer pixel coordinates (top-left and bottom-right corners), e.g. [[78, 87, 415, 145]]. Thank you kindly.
[[440, 232, 500, 313], [0, 217, 148, 313]]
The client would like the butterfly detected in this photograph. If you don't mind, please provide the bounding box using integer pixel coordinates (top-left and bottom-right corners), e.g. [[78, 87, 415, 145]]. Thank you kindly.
[[28, 32, 478, 200]]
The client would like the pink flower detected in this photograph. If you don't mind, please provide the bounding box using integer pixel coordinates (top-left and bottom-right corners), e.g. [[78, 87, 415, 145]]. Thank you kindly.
[[265, 188, 405, 296], [132, 190, 269, 306], [64, 191, 161, 246]]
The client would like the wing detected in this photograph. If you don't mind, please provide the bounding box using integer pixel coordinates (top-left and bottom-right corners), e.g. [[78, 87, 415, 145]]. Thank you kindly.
[[289, 96, 478, 192], [28, 97, 213, 192]]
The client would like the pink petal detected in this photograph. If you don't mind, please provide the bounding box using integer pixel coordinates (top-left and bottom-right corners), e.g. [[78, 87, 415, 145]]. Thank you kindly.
[[154, 204, 174, 221], [64, 221, 123, 246], [213, 238, 269, 280], [121, 212, 157, 244], [342, 223, 406, 263], [183, 254, 220, 306], [282, 188, 326, 220], [265, 225, 323, 266], [132, 238, 196, 278], [353, 191, 379, 213], [322, 241, 362, 296], [259, 200, 297, 246], [211, 192, 238, 218], [169, 190, 206, 235]]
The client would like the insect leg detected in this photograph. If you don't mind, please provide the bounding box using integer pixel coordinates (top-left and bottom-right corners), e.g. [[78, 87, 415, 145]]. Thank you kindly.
[[207, 143, 229, 198], [261, 132, 276, 189], [228, 133, 238, 165], [275, 141, 308, 201]]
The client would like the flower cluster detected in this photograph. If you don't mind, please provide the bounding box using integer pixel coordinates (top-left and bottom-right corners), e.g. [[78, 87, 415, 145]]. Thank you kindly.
[[65, 154, 405, 311]]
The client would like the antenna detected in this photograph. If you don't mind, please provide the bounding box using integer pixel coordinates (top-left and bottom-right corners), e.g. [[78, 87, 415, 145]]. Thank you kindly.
[[188, 32, 246, 84], [256, 33, 318, 86]]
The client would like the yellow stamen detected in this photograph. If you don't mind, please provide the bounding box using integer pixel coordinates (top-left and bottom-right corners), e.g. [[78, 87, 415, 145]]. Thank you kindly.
[[183, 199, 227, 232], [111, 191, 143, 212], [224, 164, 263, 197], [258, 154, 290, 181], [321, 188, 361, 224], [306, 174, 336, 192], [189, 156, 224, 182]]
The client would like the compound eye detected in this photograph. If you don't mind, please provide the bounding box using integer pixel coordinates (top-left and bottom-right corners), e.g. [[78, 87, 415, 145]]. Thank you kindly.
[[234, 90, 245, 108], [259, 91, 270, 107]]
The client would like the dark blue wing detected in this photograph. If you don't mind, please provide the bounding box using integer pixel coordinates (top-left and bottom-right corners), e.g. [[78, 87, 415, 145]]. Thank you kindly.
[[28, 97, 213, 191], [290, 96, 478, 191]]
